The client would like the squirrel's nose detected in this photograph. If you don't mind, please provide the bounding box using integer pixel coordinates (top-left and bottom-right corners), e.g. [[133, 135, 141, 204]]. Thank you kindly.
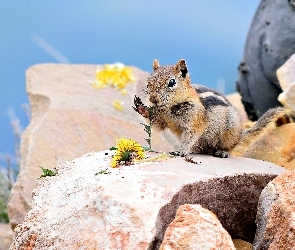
[[149, 95, 159, 104]]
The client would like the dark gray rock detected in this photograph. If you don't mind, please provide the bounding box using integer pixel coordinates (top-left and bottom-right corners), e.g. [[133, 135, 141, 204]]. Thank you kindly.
[[236, 0, 295, 121]]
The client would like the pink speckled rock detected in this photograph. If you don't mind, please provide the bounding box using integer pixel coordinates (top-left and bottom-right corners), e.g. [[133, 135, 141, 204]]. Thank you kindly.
[[10, 151, 285, 249], [253, 170, 295, 249], [160, 204, 235, 250]]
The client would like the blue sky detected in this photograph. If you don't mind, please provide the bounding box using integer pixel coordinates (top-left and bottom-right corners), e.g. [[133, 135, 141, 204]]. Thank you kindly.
[[0, 1, 259, 170]]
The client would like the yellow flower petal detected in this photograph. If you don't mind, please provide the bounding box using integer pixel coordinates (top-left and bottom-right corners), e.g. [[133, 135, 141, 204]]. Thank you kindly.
[[113, 100, 124, 111], [92, 63, 135, 91]]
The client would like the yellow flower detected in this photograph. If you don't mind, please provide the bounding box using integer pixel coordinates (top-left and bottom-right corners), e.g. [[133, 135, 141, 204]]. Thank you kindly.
[[91, 63, 135, 90], [90, 63, 135, 111], [111, 138, 145, 168]]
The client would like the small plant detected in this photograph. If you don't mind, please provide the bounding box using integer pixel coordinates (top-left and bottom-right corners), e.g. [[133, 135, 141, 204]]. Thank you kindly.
[[95, 169, 111, 175], [111, 138, 145, 168], [133, 96, 155, 151], [0, 169, 10, 223], [38, 166, 58, 179]]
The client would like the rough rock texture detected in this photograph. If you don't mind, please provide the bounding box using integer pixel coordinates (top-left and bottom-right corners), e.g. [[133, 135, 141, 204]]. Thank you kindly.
[[10, 151, 286, 249], [253, 170, 295, 249], [0, 223, 14, 250], [277, 52, 295, 111], [233, 123, 295, 170], [159, 204, 235, 250], [8, 64, 176, 229], [236, 0, 295, 120]]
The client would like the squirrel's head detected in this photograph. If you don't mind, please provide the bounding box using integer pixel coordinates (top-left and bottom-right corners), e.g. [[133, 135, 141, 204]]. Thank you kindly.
[[147, 59, 191, 106]]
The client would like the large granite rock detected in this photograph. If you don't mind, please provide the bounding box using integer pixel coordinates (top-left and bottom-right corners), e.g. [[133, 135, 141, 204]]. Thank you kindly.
[[253, 170, 295, 249], [236, 0, 295, 120], [160, 204, 235, 249], [10, 151, 285, 249], [8, 64, 175, 229]]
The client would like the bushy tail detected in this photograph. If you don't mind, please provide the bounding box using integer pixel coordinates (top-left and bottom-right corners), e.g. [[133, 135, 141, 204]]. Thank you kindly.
[[232, 107, 295, 156]]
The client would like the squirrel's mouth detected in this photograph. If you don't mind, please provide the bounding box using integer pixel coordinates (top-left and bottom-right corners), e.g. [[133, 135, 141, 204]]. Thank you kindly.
[[149, 95, 159, 105]]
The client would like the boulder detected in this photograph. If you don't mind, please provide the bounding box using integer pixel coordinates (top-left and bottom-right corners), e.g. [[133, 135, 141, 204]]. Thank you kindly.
[[253, 170, 295, 249], [236, 0, 295, 120], [8, 64, 175, 229], [277, 52, 295, 111], [10, 151, 285, 249], [160, 204, 235, 250]]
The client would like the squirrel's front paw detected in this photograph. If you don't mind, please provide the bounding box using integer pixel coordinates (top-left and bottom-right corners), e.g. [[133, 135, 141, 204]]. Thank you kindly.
[[169, 151, 187, 157], [133, 96, 150, 118]]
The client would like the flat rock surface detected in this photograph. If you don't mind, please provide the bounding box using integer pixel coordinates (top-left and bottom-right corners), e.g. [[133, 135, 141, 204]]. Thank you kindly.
[[8, 63, 176, 228], [10, 151, 286, 249]]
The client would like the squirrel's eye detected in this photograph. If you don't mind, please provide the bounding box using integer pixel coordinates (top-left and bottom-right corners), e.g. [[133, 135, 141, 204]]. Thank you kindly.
[[168, 79, 176, 88]]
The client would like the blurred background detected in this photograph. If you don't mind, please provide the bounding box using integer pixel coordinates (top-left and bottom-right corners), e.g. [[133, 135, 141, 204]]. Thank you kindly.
[[0, 1, 259, 173]]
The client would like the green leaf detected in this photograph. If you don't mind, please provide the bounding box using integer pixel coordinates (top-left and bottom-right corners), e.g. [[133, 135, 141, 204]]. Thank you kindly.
[[110, 146, 118, 150], [38, 166, 58, 179], [142, 146, 151, 151], [147, 106, 154, 118], [121, 151, 130, 161], [95, 169, 110, 175], [141, 123, 151, 134]]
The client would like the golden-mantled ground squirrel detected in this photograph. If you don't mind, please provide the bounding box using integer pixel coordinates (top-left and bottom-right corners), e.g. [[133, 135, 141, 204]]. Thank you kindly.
[[134, 59, 243, 158], [134, 59, 295, 158]]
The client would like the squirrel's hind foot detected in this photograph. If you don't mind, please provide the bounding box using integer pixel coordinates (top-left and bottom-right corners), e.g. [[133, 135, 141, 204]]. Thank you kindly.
[[213, 150, 230, 158]]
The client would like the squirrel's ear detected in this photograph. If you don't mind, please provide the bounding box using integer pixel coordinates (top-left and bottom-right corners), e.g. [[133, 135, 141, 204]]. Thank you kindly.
[[153, 59, 160, 71], [175, 59, 188, 78]]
